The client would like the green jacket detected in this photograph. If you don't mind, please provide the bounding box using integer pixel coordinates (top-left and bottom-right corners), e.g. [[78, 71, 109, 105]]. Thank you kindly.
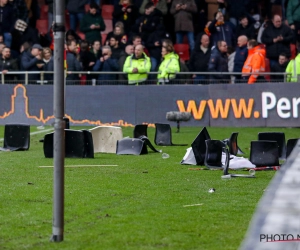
[[80, 13, 106, 44], [286, 53, 300, 82], [286, 0, 300, 24], [123, 53, 151, 85], [157, 52, 180, 84]]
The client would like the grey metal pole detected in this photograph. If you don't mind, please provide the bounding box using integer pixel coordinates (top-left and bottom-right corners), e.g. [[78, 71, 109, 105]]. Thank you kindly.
[[51, 0, 66, 242]]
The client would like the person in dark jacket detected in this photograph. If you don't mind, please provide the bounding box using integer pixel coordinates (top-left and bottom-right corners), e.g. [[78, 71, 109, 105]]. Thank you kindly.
[[67, 0, 89, 31], [189, 33, 211, 83], [92, 45, 119, 84], [11, 19, 40, 58], [112, 0, 137, 34], [208, 11, 235, 48], [0, 47, 18, 82], [208, 40, 229, 83], [0, 0, 15, 48], [271, 52, 289, 81], [42, 47, 54, 83], [226, 0, 250, 27], [66, 39, 82, 84], [233, 35, 248, 81], [261, 14, 294, 67], [80, 2, 106, 45], [20, 43, 44, 83], [236, 15, 257, 40], [118, 44, 133, 82]]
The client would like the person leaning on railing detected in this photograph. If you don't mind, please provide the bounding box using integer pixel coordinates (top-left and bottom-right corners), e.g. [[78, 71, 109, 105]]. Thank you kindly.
[[123, 44, 151, 85], [157, 43, 180, 84], [0, 47, 18, 82]]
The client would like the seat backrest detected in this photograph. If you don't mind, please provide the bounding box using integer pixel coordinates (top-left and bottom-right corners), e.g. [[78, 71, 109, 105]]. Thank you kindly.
[[264, 58, 271, 81], [290, 44, 297, 59], [101, 4, 114, 19], [174, 44, 190, 61], [154, 123, 172, 146], [36, 19, 48, 34], [258, 132, 286, 159], [101, 19, 113, 34], [250, 140, 279, 166], [228, 132, 238, 155], [82, 130, 94, 158], [133, 124, 148, 138], [3, 124, 30, 150], [286, 138, 299, 158], [204, 140, 224, 169], [191, 127, 211, 165], [116, 138, 144, 155]]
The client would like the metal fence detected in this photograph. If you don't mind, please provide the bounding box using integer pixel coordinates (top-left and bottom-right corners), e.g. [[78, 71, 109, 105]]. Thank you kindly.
[[0, 71, 294, 85]]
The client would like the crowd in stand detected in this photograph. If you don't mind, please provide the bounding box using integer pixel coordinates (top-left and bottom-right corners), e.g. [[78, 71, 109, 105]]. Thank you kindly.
[[0, 0, 300, 84]]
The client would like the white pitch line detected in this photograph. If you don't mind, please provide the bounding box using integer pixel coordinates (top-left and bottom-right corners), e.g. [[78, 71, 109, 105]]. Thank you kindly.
[[0, 128, 53, 142], [39, 165, 118, 168]]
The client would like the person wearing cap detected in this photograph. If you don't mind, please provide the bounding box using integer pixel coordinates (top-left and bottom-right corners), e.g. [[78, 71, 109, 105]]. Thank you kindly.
[[20, 43, 44, 83], [80, 2, 106, 45]]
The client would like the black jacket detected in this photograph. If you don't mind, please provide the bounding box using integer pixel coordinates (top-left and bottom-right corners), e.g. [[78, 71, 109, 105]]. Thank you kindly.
[[261, 24, 294, 60], [189, 47, 211, 73], [208, 47, 229, 80]]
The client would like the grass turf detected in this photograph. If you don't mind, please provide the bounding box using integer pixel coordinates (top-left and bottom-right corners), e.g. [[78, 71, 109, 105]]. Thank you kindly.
[[0, 126, 297, 250]]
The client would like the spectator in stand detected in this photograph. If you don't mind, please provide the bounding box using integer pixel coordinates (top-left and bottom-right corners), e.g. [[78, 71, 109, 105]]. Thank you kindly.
[[207, 10, 235, 48], [205, 0, 224, 21], [0, 0, 16, 48], [104, 22, 126, 47], [261, 14, 294, 67], [67, 0, 89, 32], [92, 45, 119, 85], [11, 19, 39, 58], [132, 2, 162, 43], [79, 40, 95, 82], [139, 0, 167, 16], [65, 29, 82, 44], [236, 15, 257, 40], [271, 52, 289, 81], [0, 46, 18, 81], [123, 44, 151, 85], [20, 43, 44, 83], [80, 2, 106, 45], [286, 0, 300, 43], [226, 0, 250, 27], [233, 35, 248, 82], [66, 39, 82, 85], [208, 40, 229, 83], [45, 0, 53, 31], [242, 39, 266, 84], [170, 0, 197, 51], [109, 35, 123, 59], [131, 35, 142, 48], [42, 47, 53, 82], [189, 33, 211, 82], [146, 24, 170, 73], [9, 0, 29, 23], [90, 39, 102, 61], [286, 46, 300, 82], [157, 43, 180, 84], [113, 0, 137, 34], [118, 44, 133, 81]]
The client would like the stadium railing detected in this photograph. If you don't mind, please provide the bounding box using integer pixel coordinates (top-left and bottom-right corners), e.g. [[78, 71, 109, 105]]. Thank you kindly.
[[0, 71, 293, 85]]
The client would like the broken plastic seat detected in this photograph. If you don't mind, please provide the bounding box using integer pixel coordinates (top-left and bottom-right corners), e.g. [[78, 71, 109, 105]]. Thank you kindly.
[[250, 140, 279, 167], [43, 129, 94, 158], [133, 124, 148, 138], [116, 136, 160, 155], [191, 127, 211, 165], [286, 138, 299, 158], [204, 139, 227, 169], [258, 132, 286, 159], [0, 124, 30, 151], [89, 125, 123, 153], [154, 123, 187, 146], [222, 132, 245, 155]]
